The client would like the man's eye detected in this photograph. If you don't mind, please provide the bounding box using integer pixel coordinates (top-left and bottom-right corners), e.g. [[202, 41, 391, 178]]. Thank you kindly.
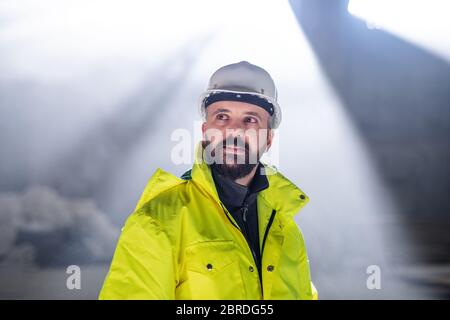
[[216, 114, 228, 120], [244, 117, 258, 123]]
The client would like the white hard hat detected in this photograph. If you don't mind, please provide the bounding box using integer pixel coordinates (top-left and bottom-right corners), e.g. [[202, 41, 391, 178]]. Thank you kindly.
[[198, 61, 282, 129]]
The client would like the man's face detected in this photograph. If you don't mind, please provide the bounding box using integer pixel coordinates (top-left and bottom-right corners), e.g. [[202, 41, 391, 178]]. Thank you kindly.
[[201, 100, 274, 179]]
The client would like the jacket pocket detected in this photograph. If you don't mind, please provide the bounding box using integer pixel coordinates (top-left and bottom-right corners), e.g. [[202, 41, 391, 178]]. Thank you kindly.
[[179, 240, 245, 299]]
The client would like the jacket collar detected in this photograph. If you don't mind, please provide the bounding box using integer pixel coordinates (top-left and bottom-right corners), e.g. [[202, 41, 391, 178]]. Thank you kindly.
[[134, 141, 310, 218]]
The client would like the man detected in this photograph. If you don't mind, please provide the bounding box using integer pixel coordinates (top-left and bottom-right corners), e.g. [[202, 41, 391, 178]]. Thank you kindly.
[[99, 61, 318, 299]]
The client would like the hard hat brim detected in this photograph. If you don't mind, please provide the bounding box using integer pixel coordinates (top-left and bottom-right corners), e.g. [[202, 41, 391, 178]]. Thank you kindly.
[[198, 89, 282, 129]]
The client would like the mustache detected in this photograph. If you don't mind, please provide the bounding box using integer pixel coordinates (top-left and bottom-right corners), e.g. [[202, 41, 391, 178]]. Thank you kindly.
[[221, 136, 249, 151], [201, 136, 260, 166]]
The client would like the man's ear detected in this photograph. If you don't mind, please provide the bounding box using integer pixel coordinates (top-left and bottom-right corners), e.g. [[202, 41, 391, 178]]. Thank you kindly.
[[266, 129, 274, 151], [201, 122, 207, 139]]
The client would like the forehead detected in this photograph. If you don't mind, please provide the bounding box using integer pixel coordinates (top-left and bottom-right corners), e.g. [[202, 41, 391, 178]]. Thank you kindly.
[[206, 100, 269, 117]]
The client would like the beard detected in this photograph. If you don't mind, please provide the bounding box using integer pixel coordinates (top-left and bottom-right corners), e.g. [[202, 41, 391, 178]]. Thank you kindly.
[[202, 136, 262, 180]]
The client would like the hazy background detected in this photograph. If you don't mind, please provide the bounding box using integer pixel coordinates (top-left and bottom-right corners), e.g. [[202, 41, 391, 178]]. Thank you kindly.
[[0, 0, 449, 299]]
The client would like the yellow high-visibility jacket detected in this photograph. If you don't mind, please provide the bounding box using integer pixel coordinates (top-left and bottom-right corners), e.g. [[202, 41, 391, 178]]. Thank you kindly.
[[99, 142, 318, 300]]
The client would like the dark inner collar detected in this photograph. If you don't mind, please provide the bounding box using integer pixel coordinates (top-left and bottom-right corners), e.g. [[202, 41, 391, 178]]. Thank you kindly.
[[211, 162, 269, 208]]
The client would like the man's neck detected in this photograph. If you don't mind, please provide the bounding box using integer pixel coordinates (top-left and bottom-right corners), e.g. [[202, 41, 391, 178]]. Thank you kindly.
[[234, 164, 259, 187]]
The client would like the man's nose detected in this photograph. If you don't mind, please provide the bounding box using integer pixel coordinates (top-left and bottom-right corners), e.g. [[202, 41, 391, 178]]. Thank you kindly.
[[225, 117, 246, 133], [225, 126, 245, 140]]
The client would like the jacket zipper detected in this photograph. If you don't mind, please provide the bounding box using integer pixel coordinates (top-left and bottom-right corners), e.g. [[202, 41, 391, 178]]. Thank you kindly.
[[241, 202, 248, 222], [259, 209, 277, 299], [261, 209, 277, 259], [220, 202, 277, 299], [220, 203, 258, 263]]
